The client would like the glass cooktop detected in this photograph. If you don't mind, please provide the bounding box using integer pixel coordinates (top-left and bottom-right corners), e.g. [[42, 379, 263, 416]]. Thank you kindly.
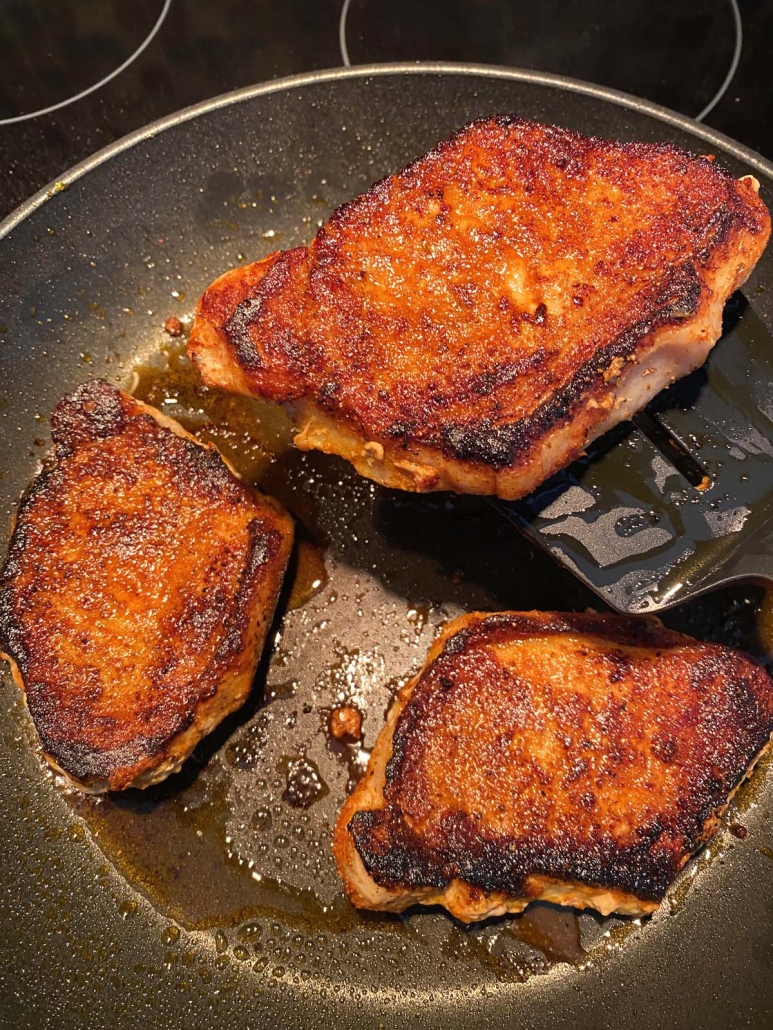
[[0, 0, 770, 219]]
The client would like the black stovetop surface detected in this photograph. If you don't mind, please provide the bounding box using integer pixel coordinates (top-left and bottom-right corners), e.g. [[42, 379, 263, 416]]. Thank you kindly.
[[0, 0, 771, 220]]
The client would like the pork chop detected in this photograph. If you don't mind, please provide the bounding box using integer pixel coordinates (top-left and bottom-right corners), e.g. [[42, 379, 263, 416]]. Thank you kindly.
[[0, 380, 294, 792], [188, 117, 770, 499], [334, 611, 773, 920]]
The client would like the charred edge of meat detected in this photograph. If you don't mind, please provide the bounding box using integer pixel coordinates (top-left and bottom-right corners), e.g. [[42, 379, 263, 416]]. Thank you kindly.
[[353, 115, 767, 235], [220, 249, 311, 400], [431, 270, 704, 470], [435, 611, 690, 655], [51, 379, 257, 502], [350, 807, 687, 902], [348, 612, 773, 903]]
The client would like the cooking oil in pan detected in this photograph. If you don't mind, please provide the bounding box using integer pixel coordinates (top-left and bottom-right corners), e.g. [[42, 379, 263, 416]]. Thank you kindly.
[[50, 329, 770, 992], [131, 334, 294, 482]]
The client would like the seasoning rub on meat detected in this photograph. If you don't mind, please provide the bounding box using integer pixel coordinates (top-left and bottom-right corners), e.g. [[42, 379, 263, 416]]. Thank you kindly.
[[189, 117, 770, 499], [335, 611, 773, 920], [0, 380, 294, 792]]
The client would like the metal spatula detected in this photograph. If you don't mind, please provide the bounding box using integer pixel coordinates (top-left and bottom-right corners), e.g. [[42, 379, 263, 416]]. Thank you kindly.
[[494, 293, 773, 614]]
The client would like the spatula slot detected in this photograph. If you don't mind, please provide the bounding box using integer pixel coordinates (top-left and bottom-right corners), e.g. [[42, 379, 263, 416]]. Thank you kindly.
[[631, 409, 710, 489]]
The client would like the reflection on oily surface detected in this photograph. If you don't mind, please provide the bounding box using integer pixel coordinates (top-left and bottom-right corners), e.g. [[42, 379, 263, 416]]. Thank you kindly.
[[45, 326, 772, 987], [503, 300, 773, 615], [131, 334, 294, 483]]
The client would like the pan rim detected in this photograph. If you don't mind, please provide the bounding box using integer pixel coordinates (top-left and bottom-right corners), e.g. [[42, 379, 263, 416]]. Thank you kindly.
[[1, 60, 772, 243], [1, 59, 772, 1029]]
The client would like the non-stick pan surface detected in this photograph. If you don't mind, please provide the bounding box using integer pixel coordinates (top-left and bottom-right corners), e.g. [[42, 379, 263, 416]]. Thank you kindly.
[[1, 65, 772, 1030]]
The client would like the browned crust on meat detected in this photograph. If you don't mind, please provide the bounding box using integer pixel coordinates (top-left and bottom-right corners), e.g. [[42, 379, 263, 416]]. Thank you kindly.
[[188, 117, 771, 498], [334, 611, 773, 919], [0, 380, 294, 791]]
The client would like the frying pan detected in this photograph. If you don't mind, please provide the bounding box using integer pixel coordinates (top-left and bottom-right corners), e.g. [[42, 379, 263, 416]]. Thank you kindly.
[[1, 65, 772, 1030]]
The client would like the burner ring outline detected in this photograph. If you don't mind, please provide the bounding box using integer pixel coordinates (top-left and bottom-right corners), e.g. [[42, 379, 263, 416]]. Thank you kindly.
[[338, 0, 743, 123], [0, 0, 173, 127]]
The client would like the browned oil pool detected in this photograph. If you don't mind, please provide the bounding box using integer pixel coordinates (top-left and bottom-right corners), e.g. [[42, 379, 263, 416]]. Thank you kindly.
[[44, 327, 773, 990]]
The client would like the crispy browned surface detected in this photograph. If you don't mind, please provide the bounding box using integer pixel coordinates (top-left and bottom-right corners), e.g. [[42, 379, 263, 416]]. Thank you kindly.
[[334, 611, 773, 919], [189, 117, 770, 498], [0, 380, 294, 791]]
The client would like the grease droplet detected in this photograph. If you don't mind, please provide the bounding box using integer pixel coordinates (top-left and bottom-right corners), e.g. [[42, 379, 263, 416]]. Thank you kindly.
[[281, 756, 328, 809], [287, 536, 328, 610]]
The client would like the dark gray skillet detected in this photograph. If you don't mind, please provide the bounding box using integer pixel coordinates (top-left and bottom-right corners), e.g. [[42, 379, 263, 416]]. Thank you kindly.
[[1, 64, 772, 1030]]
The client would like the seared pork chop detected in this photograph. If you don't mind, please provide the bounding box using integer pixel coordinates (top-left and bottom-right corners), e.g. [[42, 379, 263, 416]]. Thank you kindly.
[[334, 611, 773, 920], [189, 117, 770, 499], [0, 380, 294, 792]]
